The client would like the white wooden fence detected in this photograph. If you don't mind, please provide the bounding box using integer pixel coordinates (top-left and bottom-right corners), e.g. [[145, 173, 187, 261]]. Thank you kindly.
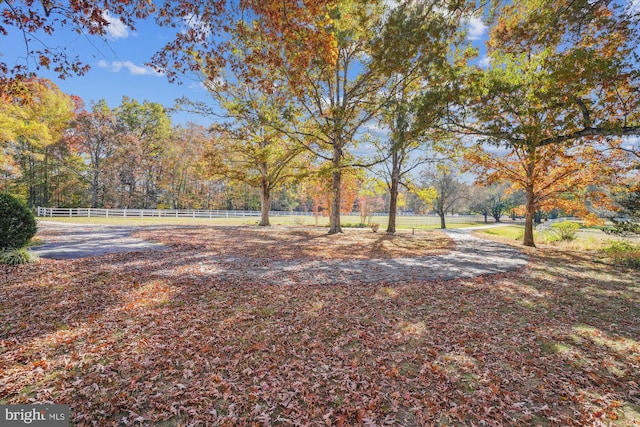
[[36, 207, 314, 219], [36, 207, 486, 225]]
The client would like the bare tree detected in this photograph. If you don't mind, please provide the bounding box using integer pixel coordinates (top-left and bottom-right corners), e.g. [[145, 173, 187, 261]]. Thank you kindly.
[[423, 167, 467, 229]]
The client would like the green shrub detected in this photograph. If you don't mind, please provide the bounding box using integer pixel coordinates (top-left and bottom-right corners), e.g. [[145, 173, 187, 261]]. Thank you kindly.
[[0, 248, 40, 265], [0, 193, 37, 250], [547, 221, 580, 241], [603, 241, 640, 269], [341, 223, 368, 228]]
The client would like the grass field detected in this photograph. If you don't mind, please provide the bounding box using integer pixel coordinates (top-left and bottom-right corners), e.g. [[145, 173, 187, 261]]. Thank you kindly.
[[36, 214, 491, 229], [476, 224, 640, 251]]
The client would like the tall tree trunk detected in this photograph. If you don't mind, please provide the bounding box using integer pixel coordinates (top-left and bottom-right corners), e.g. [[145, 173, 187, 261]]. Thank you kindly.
[[27, 156, 36, 209], [523, 185, 536, 247], [328, 144, 342, 234], [439, 211, 446, 229], [386, 156, 400, 234], [43, 149, 49, 207], [91, 176, 99, 208], [387, 189, 398, 234], [259, 181, 271, 226]]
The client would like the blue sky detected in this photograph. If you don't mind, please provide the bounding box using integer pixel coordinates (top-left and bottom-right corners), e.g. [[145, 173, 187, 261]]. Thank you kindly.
[[2, 8, 489, 128], [3, 14, 212, 126]]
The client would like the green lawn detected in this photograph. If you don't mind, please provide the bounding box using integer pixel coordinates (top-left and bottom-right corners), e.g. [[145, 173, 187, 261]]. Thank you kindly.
[[476, 223, 640, 251]]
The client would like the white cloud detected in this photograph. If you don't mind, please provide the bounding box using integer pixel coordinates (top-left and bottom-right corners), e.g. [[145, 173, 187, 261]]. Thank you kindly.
[[98, 60, 163, 76], [466, 16, 487, 41], [478, 55, 491, 68], [182, 13, 211, 40], [364, 122, 389, 137], [188, 82, 207, 91], [384, 0, 400, 10], [102, 11, 129, 39], [623, 135, 640, 148]]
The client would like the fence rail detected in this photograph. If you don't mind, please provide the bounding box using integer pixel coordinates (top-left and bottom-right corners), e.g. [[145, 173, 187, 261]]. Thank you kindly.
[[36, 207, 486, 226], [36, 207, 316, 219]]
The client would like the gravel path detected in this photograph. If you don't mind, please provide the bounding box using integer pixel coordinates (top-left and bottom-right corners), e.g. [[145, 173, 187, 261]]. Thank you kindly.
[[33, 221, 165, 259], [191, 228, 528, 284], [33, 222, 527, 283]]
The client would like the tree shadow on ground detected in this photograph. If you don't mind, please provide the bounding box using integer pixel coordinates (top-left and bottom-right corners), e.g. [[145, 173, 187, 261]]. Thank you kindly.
[[2, 228, 638, 425]]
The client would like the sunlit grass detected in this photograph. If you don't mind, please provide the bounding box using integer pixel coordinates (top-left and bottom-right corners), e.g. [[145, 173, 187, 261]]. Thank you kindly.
[[602, 240, 640, 268], [477, 225, 528, 240], [573, 325, 640, 355], [477, 224, 640, 252], [375, 286, 399, 299], [396, 320, 426, 337]]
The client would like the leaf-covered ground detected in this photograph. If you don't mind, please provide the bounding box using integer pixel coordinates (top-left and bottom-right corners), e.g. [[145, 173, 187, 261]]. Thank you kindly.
[[1, 226, 639, 426], [135, 226, 454, 260]]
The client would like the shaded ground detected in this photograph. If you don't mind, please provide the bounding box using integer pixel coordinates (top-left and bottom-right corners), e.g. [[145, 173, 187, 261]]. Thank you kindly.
[[33, 221, 165, 259], [1, 225, 639, 426], [34, 223, 528, 283]]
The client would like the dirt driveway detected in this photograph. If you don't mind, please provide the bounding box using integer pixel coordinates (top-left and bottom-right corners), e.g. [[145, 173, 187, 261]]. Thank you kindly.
[[33, 221, 165, 259], [32, 221, 527, 283]]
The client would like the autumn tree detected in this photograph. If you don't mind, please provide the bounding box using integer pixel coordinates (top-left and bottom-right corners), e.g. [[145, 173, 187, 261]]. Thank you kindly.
[[410, 185, 437, 215], [371, 1, 471, 233], [2, 78, 75, 207], [453, 0, 640, 246], [113, 97, 171, 209], [270, 0, 391, 234], [66, 100, 122, 207], [151, 0, 481, 234], [0, 95, 19, 190], [182, 21, 307, 226], [466, 141, 625, 239], [286, 0, 476, 234], [468, 182, 518, 223], [374, 76, 435, 233], [296, 171, 330, 226], [152, 1, 335, 87], [153, 0, 444, 234], [161, 123, 212, 209], [357, 176, 386, 226], [205, 125, 305, 226]]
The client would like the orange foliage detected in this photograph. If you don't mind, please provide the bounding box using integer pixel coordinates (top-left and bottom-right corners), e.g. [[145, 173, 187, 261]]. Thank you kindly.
[[465, 141, 625, 223]]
